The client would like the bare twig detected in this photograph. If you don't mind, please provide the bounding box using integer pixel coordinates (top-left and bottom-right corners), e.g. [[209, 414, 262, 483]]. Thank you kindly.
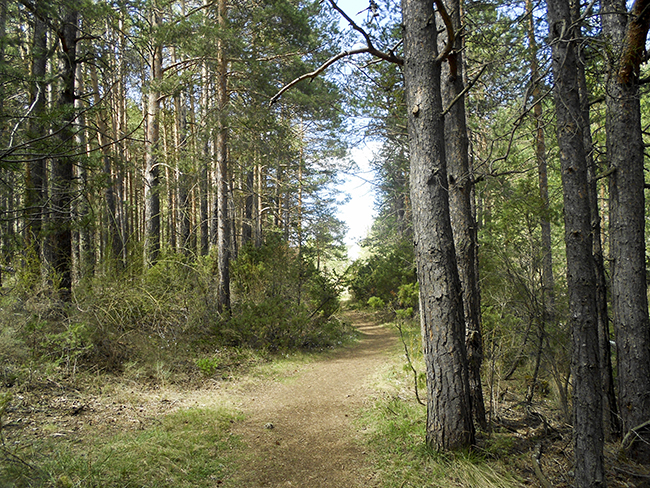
[[442, 64, 487, 116], [394, 319, 425, 406]]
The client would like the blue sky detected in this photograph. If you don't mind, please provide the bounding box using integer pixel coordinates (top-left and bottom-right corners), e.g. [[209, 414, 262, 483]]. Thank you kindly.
[[330, 0, 388, 260]]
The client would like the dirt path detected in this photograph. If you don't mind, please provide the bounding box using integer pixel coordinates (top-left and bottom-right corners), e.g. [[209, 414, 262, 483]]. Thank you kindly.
[[226, 312, 396, 487]]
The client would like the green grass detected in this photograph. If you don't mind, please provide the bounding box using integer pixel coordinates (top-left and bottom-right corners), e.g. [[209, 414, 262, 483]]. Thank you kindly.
[[359, 318, 525, 488], [1, 407, 242, 488]]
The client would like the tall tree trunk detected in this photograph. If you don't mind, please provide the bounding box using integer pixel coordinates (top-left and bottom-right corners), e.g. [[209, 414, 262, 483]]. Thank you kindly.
[[215, 0, 230, 311], [601, 0, 650, 460], [200, 57, 210, 256], [74, 62, 94, 279], [116, 13, 129, 267], [89, 64, 123, 270], [51, 8, 79, 301], [401, 0, 474, 451], [25, 4, 47, 262], [440, 0, 486, 431], [175, 93, 191, 254], [546, 1, 605, 485], [242, 169, 253, 246], [255, 160, 263, 247], [571, 0, 620, 440], [144, 5, 162, 267]]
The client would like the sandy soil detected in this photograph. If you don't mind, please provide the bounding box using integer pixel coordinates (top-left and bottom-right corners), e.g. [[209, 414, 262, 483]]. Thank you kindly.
[[225, 311, 396, 487]]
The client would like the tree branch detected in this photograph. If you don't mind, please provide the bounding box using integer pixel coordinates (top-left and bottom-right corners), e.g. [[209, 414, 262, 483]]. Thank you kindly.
[[269, 47, 369, 106], [434, 0, 455, 63], [269, 0, 403, 105], [442, 64, 487, 116]]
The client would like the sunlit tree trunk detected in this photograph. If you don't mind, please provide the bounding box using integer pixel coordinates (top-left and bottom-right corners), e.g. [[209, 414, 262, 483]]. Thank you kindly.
[[402, 0, 474, 451], [440, 0, 486, 430], [200, 55, 210, 256], [215, 0, 230, 311]]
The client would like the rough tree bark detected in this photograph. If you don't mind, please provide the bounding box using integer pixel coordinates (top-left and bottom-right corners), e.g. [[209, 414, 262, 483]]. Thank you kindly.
[[546, 1, 605, 485], [571, 0, 620, 440], [271, 0, 475, 451], [50, 8, 79, 301], [601, 0, 650, 460], [215, 0, 231, 312], [440, 0, 486, 430], [402, 0, 474, 450]]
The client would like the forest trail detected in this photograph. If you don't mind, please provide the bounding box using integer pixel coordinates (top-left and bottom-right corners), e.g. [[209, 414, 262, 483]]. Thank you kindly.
[[226, 311, 397, 487]]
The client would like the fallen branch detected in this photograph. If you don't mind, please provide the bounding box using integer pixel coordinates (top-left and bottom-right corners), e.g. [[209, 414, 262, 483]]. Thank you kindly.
[[620, 418, 650, 452], [531, 443, 553, 488]]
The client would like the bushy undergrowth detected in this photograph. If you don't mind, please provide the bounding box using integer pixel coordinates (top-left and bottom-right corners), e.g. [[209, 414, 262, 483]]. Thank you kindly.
[[225, 237, 350, 350], [0, 240, 353, 386], [347, 240, 416, 307]]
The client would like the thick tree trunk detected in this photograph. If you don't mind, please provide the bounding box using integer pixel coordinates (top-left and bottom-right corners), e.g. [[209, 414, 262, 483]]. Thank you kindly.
[[144, 6, 162, 267], [547, 1, 605, 485], [440, 0, 486, 431], [602, 0, 650, 460], [570, 1, 620, 440], [401, 0, 474, 451], [51, 9, 79, 301]]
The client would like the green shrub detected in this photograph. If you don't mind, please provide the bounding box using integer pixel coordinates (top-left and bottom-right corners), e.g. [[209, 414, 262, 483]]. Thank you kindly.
[[367, 296, 385, 310], [196, 356, 221, 376], [226, 237, 348, 351], [347, 240, 416, 307]]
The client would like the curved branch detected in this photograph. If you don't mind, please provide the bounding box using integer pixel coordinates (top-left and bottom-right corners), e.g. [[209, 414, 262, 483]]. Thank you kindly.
[[434, 0, 455, 63], [269, 47, 369, 106], [269, 1, 403, 105]]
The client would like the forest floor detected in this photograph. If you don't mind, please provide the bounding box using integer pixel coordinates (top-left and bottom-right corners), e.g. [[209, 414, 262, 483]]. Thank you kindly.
[[4, 310, 650, 487], [1, 310, 397, 487]]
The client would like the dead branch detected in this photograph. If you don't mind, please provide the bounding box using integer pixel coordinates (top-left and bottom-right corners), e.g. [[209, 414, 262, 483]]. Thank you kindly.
[[433, 0, 455, 63], [394, 318, 425, 406], [442, 64, 487, 116]]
